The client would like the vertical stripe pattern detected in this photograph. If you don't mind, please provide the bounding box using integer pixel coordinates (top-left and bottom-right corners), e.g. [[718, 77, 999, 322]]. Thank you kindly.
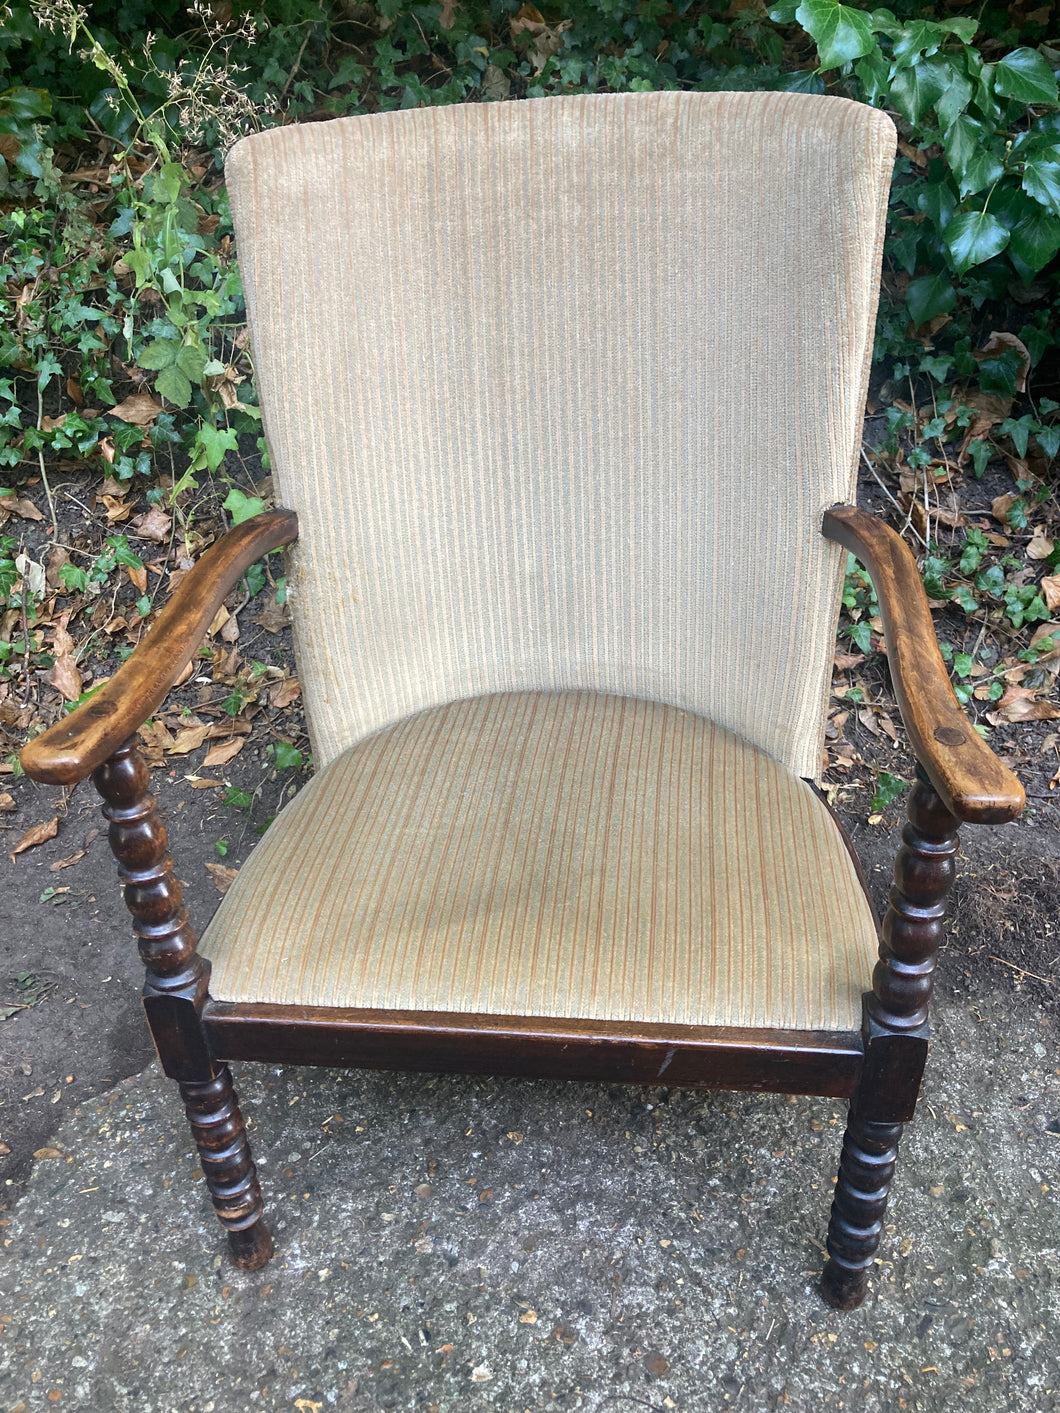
[[225, 92, 895, 779], [204, 693, 879, 1031]]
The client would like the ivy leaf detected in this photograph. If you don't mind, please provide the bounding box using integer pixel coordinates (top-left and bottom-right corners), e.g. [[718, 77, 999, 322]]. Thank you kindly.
[[891, 20, 950, 67], [1023, 145, 1060, 216], [906, 271, 957, 327], [936, 70, 974, 130], [136, 339, 178, 371], [957, 148, 1004, 200], [1009, 206, 1060, 273], [916, 174, 958, 233], [271, 742, 304, 770], [154, 364, 193, 408], [175, 342, 208, 384], [942, 113, 983, 181], [223, 487, 266, 525], [1036, 424, 1060, 461], [795, 0, 874, 69], [870, 771, 906, 814], [994, 47, 1059, 107], [943, 209, 1010, 274], [197, 423, 239, 473], [890, 56, 951, 125]]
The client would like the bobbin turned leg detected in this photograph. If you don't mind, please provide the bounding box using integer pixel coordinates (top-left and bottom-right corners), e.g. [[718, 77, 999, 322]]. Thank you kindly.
[[821, 766, 958, 1309], [93, 740, 273, 1269]]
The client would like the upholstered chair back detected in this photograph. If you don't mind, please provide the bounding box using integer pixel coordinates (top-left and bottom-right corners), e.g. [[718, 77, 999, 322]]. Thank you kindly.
[[226, 91, 894, 777]]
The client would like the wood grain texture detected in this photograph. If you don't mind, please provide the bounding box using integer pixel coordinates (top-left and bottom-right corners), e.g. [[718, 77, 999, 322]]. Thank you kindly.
[[20, 509, 298, 785], [823, 505, 1024, 824], [203, 1002, 865, 1098]]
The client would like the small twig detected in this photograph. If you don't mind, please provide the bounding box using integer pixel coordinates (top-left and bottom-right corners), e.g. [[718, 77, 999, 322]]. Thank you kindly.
[[988, 955, 1053, 985], [861, 445, 927, 548], [35, 386, 59, 537], [279, 33, 311, 101]]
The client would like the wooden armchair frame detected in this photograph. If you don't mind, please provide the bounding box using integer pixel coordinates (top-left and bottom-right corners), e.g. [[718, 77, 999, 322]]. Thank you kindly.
[[21, 502, 1023, 1307]]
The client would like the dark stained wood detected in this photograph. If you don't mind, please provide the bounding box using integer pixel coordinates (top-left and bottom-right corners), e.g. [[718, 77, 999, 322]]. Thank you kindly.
[[21, 509, 298, 785], [823, 504, 1024, 825], [94, 740, 273, 1267], [180, 1067, 274, 1271], [203, 1003, 865, 1098], [821, 768, 960, 1308], [820, 1113, 903, 1309], [872, 767, 959, 1041]]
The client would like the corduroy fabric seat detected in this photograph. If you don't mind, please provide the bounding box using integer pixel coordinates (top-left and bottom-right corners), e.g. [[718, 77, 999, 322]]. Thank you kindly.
[[204, 691, 878, 1033]]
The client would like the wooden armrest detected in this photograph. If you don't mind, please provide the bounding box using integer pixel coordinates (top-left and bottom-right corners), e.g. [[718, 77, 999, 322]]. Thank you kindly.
[[21, 509, 299, 786], [823, 505, 1024, 826]]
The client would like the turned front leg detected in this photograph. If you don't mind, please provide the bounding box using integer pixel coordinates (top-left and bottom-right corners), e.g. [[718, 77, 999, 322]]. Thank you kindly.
[[93, 740, 273, 1268], [822, 766, 958, 1309]]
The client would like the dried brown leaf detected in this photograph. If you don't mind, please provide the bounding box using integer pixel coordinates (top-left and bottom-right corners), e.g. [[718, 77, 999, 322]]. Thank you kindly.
[[208, 604, 230, 637], [131, 506, 172, 543], [202, 736, 244, 768], [10, 816, 58, 861], [45, 545, 70, 590], [991, 697, 1060, 723], [108, 392, 162, 427], [126, 564, 148, 594], [252, 598, 289, 634], [991, 493, 1016, 525], [269, 676, 301, 710], [1027, 532, 1055, 561], [51, 617, 75, 658], [0, 792, 15, 811], [185, 775, 223, 789], [168, 725, 211, 755], [33, 1147, 65, 1160], [99, 493, 132, 523], [49, 655, 82, 702], [1, 497, 44, 521], [833, 651, 865, 673], [205, 861, 239, 895], [49, 850, 86, 872]]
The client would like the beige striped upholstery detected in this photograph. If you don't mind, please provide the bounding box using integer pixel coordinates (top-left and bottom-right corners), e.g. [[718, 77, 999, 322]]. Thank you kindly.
[[226, 93, 894, 780], [204, 693, 878, 1031]]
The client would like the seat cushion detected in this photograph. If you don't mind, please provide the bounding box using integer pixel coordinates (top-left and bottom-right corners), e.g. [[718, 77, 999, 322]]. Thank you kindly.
[[203, 692, 878, 1032]]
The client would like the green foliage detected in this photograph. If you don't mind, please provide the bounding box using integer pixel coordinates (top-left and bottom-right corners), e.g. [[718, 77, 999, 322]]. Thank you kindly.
[[870, 770, 906, 814], [268, 741, 304, 771], [224, 487, 266, 525]]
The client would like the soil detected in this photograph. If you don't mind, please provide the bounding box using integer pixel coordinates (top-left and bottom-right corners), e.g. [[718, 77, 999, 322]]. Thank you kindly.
[[0, 440, 1057, 1208]]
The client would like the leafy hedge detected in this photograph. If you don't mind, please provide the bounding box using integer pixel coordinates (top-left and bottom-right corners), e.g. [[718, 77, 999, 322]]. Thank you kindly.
[[0, 0, 1058, 504]]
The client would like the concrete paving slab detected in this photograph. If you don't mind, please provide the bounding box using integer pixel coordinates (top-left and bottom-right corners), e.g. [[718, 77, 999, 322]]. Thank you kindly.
[[0, 986, 1056, 1413]]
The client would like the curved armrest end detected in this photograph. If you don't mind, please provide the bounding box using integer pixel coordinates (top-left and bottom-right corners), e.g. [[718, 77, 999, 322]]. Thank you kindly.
[[21, 509, 299, 786], [823, 505, 1025, 826]]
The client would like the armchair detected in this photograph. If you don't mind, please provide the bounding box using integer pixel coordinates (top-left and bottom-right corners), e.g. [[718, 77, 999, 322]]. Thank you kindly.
[[22, 91, 1024, 1309]]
